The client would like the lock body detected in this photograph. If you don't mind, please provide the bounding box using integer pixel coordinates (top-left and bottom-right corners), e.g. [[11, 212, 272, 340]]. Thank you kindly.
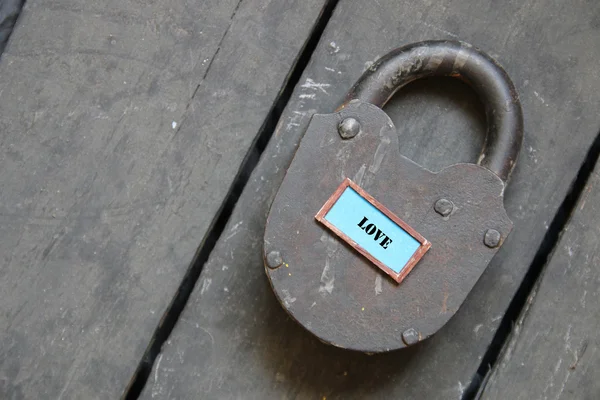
[[264, 40, 522, 353], [264, 102, 511, 352]]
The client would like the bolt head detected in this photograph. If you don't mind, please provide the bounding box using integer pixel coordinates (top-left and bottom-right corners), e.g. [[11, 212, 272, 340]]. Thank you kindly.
[[401, 328, 420, 346], [266, 250, 283, 269], [434, 198, 454, 217], [338, 117, 361, 139], [484, 229, 501, 248]]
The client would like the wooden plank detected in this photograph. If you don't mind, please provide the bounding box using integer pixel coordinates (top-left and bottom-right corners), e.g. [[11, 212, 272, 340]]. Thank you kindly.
[[482, 166, 600, 399], [0, 0, 23, 54], [0, 0, 327, 398], [142, 0, 600, 398]]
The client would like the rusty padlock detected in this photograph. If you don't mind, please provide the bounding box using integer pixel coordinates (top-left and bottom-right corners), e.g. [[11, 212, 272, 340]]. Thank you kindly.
[[263, 40, 523, 352]]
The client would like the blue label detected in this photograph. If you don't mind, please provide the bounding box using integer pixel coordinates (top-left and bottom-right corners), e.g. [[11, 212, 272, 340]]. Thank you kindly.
[[323, 187, 421, 274]]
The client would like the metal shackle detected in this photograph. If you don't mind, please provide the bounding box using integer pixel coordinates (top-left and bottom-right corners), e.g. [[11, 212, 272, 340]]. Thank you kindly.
[[339, 40, 524, 183]]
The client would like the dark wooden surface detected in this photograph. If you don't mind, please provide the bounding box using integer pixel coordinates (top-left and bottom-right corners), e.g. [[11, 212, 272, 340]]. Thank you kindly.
[[141, 0, 600, 399], [482, 167, 600, 399], [0, 0, 327, 398], [0, 0, 23, 54]]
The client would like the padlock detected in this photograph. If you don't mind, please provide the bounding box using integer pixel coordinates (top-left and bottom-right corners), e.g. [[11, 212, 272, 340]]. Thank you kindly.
[[263, 40, 523, 352]]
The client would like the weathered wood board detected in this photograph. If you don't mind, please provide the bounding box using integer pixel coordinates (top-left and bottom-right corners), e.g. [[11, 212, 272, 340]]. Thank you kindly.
[[0, 0, 24, 54], [142, 0, 600, 399], [482, 167, 600, 399], [0, 0, 327, 398]]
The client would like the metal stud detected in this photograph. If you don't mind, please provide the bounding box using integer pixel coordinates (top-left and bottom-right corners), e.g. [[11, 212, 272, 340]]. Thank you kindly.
[[434, 198, 454, 217], [338, 117, 361, 139], [484, 229, 501, 248], [402, 328, 420, 346], [266, 250, 283, 269]]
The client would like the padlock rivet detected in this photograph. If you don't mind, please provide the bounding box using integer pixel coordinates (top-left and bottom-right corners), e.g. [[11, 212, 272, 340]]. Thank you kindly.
[[266, 250, 283, 269], [434, 198, 453, 217], [402, 328, 420, 346], [484, 229, 501, 248], [338, 117, 361, 139]]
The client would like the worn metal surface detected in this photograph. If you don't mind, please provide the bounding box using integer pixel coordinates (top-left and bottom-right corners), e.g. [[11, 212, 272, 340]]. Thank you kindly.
[[264, 101, 512, 352]]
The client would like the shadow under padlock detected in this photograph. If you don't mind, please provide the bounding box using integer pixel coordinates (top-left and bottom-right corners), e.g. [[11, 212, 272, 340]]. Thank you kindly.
[[263, 40, 523, 353]]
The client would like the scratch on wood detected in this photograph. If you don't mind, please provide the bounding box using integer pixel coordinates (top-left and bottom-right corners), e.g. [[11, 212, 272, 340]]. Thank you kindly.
[[301, 78, 331, 94], [533, 90, 547, 105], [328, 41, 340, 54], [200, 278, 212, 295], [224, 221, 243, 241], [197, 325, 215, 345], [570, 339, 588, 369], [286, 100, 308, 131], [420, 21, 459, 39], [457, 381, 465, 399], [151, 353, 164, 398]]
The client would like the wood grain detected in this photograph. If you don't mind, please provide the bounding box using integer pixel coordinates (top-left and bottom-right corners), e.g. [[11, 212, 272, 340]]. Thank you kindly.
[[140, 0, 600, 398], [0, 0, 327, 398], [482, 167, 600, 399]]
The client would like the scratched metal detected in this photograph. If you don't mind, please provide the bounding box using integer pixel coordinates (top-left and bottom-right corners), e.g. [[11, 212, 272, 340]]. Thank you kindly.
[[264, 102, 512, 352]]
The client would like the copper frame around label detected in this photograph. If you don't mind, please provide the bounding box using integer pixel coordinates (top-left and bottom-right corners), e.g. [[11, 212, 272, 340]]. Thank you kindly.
[[315, 178, 431, 284]]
